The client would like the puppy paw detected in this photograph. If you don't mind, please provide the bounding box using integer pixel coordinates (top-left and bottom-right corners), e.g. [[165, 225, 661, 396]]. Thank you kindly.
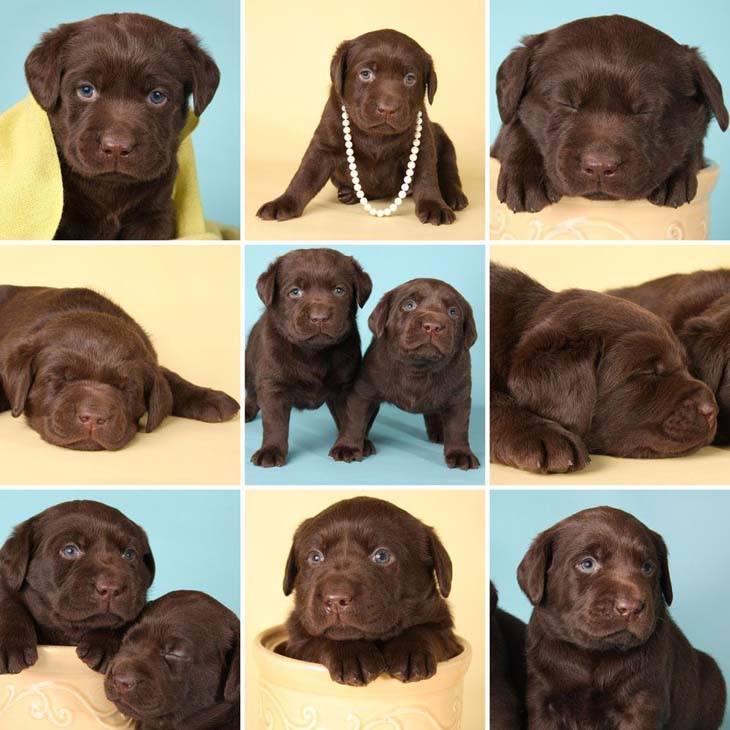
[[257, 195, 303, 221], [0, 641, 38, 674], [496, 422, 589, 474], [329, 443, 365, 462], [251, 445, 287, 467], [442, 186, 469, 211], [186, 389, 240, 423], [416, 199, 456, 225], [648, 168, 699, 208], [326, 643, 386, 686], [337, 186, 359, 204], [362, 438, 376, 457], [497, 163, 561, 213], [384, 643, 437, 683], [244, 397, 259, 422], [445, 448, 480, 470], [77, 631, 121, 674]]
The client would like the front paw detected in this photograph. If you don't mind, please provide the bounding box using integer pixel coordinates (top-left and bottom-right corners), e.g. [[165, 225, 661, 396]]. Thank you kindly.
[[188, 389, 240, 422], [257, 194, 303, 221], [648, 167, 698, 208], [77, 631, 120, 674], [416, 199, 456, 225], [251, 445, 287, 467], [442, 185, 469, 211], [329, 442, 365, 462], [326, 642, 386, 686], [497, 162, 561, 213], [445, 448, 480, 470], [0, 639, 38, 674], [337, 186, 359, 204], [384, 642, 437, 683]]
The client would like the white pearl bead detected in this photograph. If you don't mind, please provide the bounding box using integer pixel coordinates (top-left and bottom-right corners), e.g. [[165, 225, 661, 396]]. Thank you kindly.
[[351, 175, 359, 184], [388, 203, 398, 212], [353, 183, 361, 192], [404, 175, 412, 184], [344, 133, 352, 142], [347, 155, 355, 163], [345, 140, 353, 149], [348, 163, 357, 171], [360, 197, 369, 205], [384, 208, 392, 216], [411, 146, 419, 155], [398, 190, 407, 199], [341, 111, 348, 120], [376, 209, 384, 217], [356, 190, 365, 199], [395, 197, 403, 206], [415, 130, 422, 139], [401, 182, 409, 192], [369, 207, 377, 216], [409, 154, 417, 162], [407, 161, 415, 170]]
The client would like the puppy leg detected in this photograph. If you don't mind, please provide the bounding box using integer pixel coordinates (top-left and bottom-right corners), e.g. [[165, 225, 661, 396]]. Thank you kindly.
[[648, 146, 703, 207], [77, 628, 123, 674], [251, 387, 292, 467], [424, 413, 444, 443], [329, 393, 380, 462], [696, 650, 727, 729], [288, 636, 386, 686], [0, 598, 38, 674], [441, 400, 480, 470], [383, 625, 461, 682], [161, 367, 240, 422], [433, 123, 469, 211], [327, 394, 376, 457], [245, 393, 259, 422], [336, 185, 359, 204]]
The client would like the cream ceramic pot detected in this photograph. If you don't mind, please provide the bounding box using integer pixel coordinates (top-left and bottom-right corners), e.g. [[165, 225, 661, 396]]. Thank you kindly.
[[255, 625, 471, 730], [0, 646, 134, 729], [490, 157, 719, 240]]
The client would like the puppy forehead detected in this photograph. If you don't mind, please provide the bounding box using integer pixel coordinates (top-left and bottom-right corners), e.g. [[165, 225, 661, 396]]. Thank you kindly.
[[36, 512, 141, 548], [278, 250, 353, 283], [556, 508, 656, 556], [349, 29, 426, 64], [394, 278, 459, 302]]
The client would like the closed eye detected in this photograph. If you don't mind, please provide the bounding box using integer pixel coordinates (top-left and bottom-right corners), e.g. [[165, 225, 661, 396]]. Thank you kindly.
[[556, 100, 578, 112]]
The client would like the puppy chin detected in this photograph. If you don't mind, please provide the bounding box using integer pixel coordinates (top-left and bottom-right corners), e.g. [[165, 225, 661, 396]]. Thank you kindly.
[[400, 340, 453, 363], [575, 624, 655, 652]]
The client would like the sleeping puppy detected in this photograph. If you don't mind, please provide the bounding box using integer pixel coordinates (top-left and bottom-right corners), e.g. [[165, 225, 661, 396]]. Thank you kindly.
[[492, 15, 728, 212], [257, 29, 467, 225], [0, 285, 239, 450], [491, 263, 717, 473], [25, 13, 220, 239], [329, 278, 479, 469], [0, 501, 154, 675], [281, 497, 461, 685], [518, 507, 726, 729], [245, 248, 372, 467], [105, 591, 239, 730], [610, 269, 730, 444]]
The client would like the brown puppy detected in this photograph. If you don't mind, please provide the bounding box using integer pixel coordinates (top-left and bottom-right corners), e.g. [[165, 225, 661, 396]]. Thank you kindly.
[[25, 13, 220, 239], [492, 15, 728, 212], [491, 263, 717, 473], [490, 582, 526, 729], [330, 278, 479, 469], [610, 269, 730, 444], [0, 501, 154, 675], [518, 507, 726, 729], [245, 248, 372, 467], [257, 29, 467, 225], [281, 497, 461, 686], [105, 591, 239, 730], [0, 285, 239, 451]]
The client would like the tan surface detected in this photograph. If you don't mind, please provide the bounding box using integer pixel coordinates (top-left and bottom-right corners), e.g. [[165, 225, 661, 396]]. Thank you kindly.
[[245, 0, 485, 241], [0, 246, 240, 485], [245, 490, 485, 730], [491, 245, 730, 485]]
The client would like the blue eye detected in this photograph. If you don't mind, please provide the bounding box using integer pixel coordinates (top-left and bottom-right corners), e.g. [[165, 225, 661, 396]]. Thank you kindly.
[[372, 548, 392, 565], [77, 84, 96, 100], [288, 288, 303, 299], [60, 544, 82, 559], [402, 299, 417, 312], [121, 548, 137, 561], [307, 549, 324, 566], [359, 69, 373, 81], [148, 90, 167, 105], [404, 73, 417, 87], [577, 557, 599, 574]]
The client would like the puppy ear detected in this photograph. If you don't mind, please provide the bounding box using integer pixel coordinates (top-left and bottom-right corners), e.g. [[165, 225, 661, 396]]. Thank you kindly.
[[350, 257, 372, 308], [368, 291, 392, 337], [223, 625, 240, 703], [680, 316, 725, 392], [689, 47, 729, 132], [460, 296, 477, 350], [256, 259, 280, 307], [283, 541, 298, 596], [490, 581, 498, 614], [517, 528, 554, 605], [330, 40, 351, 98], [179, 29, 220, 117], [25, 22, 76, 111], [0, 342, 37, 417], [425, 55, 438, 105], [0, 517, 34, 592], [508, 325, 600, 436], [496, 34, 540, 123], [145, 367, 174, 433], [650, 530, 673, 606], [426, 527, 453, 598], [142, 544, 156, 586]]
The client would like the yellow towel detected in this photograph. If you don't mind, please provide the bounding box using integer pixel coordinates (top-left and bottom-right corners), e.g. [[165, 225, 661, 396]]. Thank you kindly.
[[0, 95, 239, 240]]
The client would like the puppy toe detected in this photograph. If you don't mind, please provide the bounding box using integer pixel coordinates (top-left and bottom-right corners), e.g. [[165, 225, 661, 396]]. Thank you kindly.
[[1, 644, 38, 674], [329, 444, 364, 462], [251, 446, 286, 467], [417, 200, 456, 225], [444, 187, 469, 211], [445, 448, 480, 470], [337, 186, 359, 204], [362, 439, 377, 457], [256, 196, 302, 221]]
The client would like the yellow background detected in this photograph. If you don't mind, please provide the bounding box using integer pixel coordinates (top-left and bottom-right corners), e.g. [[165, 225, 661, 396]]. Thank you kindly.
[[245, 489, 485, 729], [0, 246, 240, 485], [245, 0, 485, 240], [491, 245, 730, 485]]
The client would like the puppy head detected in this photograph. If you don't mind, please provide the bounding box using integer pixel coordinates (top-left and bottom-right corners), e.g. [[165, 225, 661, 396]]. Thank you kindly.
[[497, 15, 727, 200], [369, 278, 476, 366], [0, 501, 154, 631], [25, 12, 219, 182], [518, 507, 672, 651], [105, 591, 239, 724], [284, 497, 452, 642], [331, 29, 436, 135], [508, 290, 717, 458], [257, 248, 371, 350]]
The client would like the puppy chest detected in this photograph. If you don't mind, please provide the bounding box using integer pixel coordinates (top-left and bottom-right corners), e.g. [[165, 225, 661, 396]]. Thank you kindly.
[[333, 156, 406, 199], [543, 687, 650, 729]]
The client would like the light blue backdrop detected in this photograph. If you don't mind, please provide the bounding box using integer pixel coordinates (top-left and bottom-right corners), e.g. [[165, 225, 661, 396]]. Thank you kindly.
[[244, 245, 486, 486], [0, 491, 240, 615], [491, 490, 730, 728], [1, 0, 240, 228], [490, 0, 730, 239]]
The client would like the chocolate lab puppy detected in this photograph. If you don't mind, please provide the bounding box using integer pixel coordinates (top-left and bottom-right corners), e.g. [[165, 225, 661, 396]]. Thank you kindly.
[[518, 507, 726, 729], [0, 285, 239, 450], [245, 248, 372, 467], [0, 500, 154, 675], [25, 13, 220, 239], [490, 582, 527, 729], [105, 591, 239, 730], [330, 278, 479, 469], [492, 15, 728, 212], [610, 269, 730, 444], [491, 263, 718, 473], [257, 29, 467, 225], [280, 497, 461, 685]]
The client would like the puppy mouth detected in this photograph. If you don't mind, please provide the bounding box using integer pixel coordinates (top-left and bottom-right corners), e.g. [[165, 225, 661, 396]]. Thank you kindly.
[[402, 340, 451, 360]]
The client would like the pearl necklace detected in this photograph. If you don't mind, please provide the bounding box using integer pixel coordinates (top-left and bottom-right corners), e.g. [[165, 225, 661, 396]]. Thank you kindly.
[[341, 105, 422, 217]]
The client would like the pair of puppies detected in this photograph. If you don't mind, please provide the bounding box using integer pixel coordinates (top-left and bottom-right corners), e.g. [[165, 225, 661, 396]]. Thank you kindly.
[[492, 507, 726, 729], [245, 248, 479, 469], [0, 501, 239, 729]]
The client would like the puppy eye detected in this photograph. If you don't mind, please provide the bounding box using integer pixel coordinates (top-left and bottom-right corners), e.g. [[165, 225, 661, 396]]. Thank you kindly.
[[64, 369, 75, 382], [77, 84, 96, 100], [448, 307, 459, 319], [163, 648, 190, 662], [121, 547, 137, 561], [371, 548, 393, 565], [288, 288, 303, 299], [641, 560, 655, 575], [148, 90, 168, 105], [359, 68, 374, 81], [307, 549, 325, 566], [402, 299, 417, 312], [60, 544, 82, 559], [404, 72, 417, 87], [577, 557, 599, 574], [333, 286, 346, 297], [555, 100, 578, 112]]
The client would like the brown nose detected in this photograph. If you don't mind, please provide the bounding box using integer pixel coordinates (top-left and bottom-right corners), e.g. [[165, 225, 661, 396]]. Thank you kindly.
[[94, 577, 123, 598], [581, 153, 619, 178], [695, 394, 718, 425], [112, 672, 137, 695], [422, 321, 444, 335], [78, 407, 110, 428], [324, 591, 353, 614], [614, 596, 645, 617], [100, 133, 133, 159], [376, 99, 401, 117], [309, 307, 331, 324]]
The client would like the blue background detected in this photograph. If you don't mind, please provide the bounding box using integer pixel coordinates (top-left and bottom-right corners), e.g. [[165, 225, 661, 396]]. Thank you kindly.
[[490, 0, 730, 239], [0, 491, 240, 615], [0, 0, 240, 228], [491, 489, 730, 728], [244, 245, 486, 486]]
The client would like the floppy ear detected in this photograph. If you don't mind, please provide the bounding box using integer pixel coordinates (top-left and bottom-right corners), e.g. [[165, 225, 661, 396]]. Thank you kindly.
[[223, 625, 240, 703], [368, 291, 392, 337], [25, 22, 76, 110], [283, 541, 298, 596], [650, 529, 673, 606], [426, 526, 452, 598], [680, 316, 726, 392], [490, 581, 498, 615], [142, 544, 156, 586], [350, 257, 372, 308], [330, 40, 351, 98], [0, 517, 34, 592], [0, 342, 37, 417], [256, 259, 280, 307], [145, 367, 173, 433], [517, 527, 554, 605], [496, 35, 540, 123], [179, 28, 220, 116], [689, 47, 729, 131], [461, 297, 477, 350], [425, 55, 438, 105]]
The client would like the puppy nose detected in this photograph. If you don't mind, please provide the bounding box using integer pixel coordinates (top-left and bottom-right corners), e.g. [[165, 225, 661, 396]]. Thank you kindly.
[[581, 153, 619, 177], [101, 133, 133, 159], [614, 596, 645, 617], [376, 99, 401, 117], [695, 395, 718, 424], [95, 577, 123, 598], [78, 408, 109, 428], [112, 672, 138, 694], [324, 591, 353, 613], [309, 308, 331, 324], [422, 321, 444, 335]]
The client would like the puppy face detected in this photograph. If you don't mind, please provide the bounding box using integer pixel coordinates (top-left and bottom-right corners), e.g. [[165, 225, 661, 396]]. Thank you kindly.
[[284, 497, 452, 642], [497, 15, 728, 199], [368, 278, 477, 365], [25, 13, 219, 182], [518, 507, 672, 651], [331, 29, 437, 135], [105, 591, 239, 724], [256, 248, 372, 350], [0, 501, 154, 631]]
